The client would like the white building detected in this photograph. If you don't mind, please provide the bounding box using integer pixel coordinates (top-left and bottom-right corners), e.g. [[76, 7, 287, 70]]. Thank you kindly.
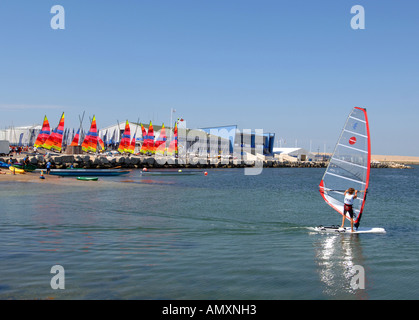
[[273, 147, 315, 161], [0, 125, 42, 146]]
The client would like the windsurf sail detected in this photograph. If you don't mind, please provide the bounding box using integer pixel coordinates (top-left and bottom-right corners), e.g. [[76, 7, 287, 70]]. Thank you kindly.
[[155, 123, 167, 155], [81, 116, 98, 153], [34, 115, 51, 148], [118, 120, 131, 154], [319, 107, 371, 228], [44, 112, 65, 152]]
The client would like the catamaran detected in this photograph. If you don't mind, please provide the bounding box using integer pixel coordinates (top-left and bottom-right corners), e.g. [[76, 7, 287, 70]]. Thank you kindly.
[[81, 116, 99, 153], [314, 107, 385, 234], [139, 121, 156, 155], [43, 112, 65, 152], [34, 115, 51, 149], [155, 123, 167, 155], [35, 168, 130, 177], [118, 120, 131, 154]]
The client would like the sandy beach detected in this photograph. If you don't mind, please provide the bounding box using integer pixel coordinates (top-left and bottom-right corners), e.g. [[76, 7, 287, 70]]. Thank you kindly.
[[0, 170, 64, 183], [371, 155, 419, 165]]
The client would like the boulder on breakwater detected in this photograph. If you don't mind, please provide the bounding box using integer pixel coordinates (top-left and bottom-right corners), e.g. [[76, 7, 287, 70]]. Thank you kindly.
[[371, 161, 412, 169]]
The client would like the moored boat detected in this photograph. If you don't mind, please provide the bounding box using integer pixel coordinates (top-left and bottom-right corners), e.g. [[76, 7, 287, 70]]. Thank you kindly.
[[0, 161, 10, 168], [37, 169, 130, 176], [77, 177, 99, 181], [12, 163, 37, 172], [9, 166, 25, 174]]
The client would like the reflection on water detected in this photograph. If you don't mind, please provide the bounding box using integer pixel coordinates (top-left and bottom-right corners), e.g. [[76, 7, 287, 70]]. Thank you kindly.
[[312, 234, 369, 299]]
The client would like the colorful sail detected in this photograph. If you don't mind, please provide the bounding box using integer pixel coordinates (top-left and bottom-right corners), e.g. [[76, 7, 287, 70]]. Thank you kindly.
[[81, 116, 98, 153], [166, 122, 178, 156], [34, 115, 51, 148], [139, 123, 148, 155], [126, 134, 136, 154], [98, 136, 105, 152], [319, 107, 371, 228], [70, 128, 81, 146], [147, 121, 155, 154], [118, 120, 131, 153], [139, 121, 155, 155], [43, 112, 65, 152], [155, 123, 167, 155]]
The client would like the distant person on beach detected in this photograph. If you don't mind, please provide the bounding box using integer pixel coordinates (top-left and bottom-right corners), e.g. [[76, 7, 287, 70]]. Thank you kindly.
[[46, 161, 51, 174], [341, 188, 358, 232]]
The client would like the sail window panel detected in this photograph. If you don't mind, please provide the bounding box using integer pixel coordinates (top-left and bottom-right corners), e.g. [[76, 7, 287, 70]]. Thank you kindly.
[[328, 157, 368, 184], [332, 131, 368, 168]]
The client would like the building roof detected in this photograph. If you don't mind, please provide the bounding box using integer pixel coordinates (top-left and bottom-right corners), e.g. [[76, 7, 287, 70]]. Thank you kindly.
[[273, 147, 316, 156]]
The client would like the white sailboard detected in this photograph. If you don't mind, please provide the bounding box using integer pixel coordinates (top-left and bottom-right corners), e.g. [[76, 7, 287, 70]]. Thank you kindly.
[[309, 226, 386, 234], [316, 107, 385, 233]]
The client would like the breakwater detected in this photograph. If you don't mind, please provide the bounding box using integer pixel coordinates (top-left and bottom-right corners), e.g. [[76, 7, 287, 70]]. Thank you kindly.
[[0, 154, 413, 170]]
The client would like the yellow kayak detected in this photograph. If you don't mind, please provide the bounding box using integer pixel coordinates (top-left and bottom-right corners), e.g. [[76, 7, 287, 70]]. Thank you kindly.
[[9, 166, 25, 174]]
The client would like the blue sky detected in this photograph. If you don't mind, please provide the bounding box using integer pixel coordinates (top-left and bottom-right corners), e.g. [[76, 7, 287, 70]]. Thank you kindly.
[[0, 0, 418, 156]]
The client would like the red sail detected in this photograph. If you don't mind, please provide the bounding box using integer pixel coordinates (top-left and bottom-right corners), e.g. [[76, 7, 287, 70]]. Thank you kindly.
[[118, 120, 131, 153], [34, 115, 51, 148], [139, 121, 155, 155], [126, 134, 136, 154], [70, 128, 80, 146], [155, 123, 167, 155], [82, 116, 98, 153], [44, 112, 65, 152]]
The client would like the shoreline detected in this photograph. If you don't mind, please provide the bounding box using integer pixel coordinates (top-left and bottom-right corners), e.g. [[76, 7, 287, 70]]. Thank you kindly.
[[1, 153, 416, 173]]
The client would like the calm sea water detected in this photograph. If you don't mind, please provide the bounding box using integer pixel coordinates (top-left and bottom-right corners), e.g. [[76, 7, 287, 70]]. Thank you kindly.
[[0, 166, 418, 300]]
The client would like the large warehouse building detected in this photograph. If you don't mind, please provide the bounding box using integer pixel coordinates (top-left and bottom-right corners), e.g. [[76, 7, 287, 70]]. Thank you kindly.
[[0, 125, 42, 146], [98, 122, 276, 157], [1, 118, 276, 158]]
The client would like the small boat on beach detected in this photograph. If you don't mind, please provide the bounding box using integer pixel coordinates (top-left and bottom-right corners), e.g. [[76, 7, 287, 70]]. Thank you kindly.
[[38, 169, 130, 177], [0, 161, 10, 168], [12, 163, 37, 172], [9, 166, 25, 174], [77, 177, 99, 181]]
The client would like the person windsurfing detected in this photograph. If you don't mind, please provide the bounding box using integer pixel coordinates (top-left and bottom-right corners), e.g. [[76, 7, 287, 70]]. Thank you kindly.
[[341, 188, 358, 232]]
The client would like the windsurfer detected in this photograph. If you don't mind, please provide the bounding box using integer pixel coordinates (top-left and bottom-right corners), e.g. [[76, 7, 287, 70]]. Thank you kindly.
[[341, 188, 358, 232]]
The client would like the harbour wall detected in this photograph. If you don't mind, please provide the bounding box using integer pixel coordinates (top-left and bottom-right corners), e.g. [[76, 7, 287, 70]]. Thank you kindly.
[[0, 154, 412, 169]]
